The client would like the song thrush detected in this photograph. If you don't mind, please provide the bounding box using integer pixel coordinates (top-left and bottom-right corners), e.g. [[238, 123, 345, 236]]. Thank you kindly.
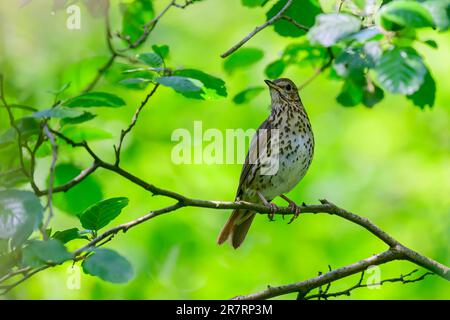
[[217, 78, 314, 248]]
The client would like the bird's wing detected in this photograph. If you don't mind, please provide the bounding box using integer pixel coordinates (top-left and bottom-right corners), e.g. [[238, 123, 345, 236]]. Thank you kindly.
[[235, 119, 272, 199]]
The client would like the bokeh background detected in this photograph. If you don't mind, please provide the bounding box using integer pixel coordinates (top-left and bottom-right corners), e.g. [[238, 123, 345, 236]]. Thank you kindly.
[[0, 0, 449, 299]]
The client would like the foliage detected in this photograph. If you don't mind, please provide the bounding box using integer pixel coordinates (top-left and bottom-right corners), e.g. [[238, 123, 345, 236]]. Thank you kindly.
[[0, 0, 448, 299]]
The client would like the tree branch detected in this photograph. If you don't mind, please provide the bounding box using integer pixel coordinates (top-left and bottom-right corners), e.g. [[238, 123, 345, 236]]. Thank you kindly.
[[41, 123, 58, 235], [304, 269, 434, 300], [114, 83, 160, 166], [220, 0, 293, 58]]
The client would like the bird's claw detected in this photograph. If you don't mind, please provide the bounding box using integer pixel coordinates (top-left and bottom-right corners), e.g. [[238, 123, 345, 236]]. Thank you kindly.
[[267, 203, 278, 221], [287, 202, 301, 224]]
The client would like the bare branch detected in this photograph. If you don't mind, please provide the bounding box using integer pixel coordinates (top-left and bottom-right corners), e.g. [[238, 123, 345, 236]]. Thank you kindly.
[[304, 269, 434, 300], [220, 0, 293, 58], [114, 84, 160, 166], [41, 124, 58, 234], [299, 48, 335, 90]]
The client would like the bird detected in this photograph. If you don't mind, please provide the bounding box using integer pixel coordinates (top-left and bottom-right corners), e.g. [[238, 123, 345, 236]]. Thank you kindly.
[[217, 78, 314, 249]]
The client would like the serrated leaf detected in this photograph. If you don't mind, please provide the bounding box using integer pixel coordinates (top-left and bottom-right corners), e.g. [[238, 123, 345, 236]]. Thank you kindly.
[[375, 47, 427, 95], [407, 69, 436, 109], [156, 76, 203, 93], [33, 106, 84, 119], [138, 53, 163, 67], [22, 239, 72, 267], [265, 60, 285, 79], [233, 87, 265, 104], [223, 48, 264, 74], [121, 0, 154, 44], [63, 92, 126, 108], [82, 248, 134, 283], [266, 0, 321, 37], [308, 13, 361, 47], [53, 163, 103, 216], [0, 190, 44, 248], [379, 0, 435, 31], [173, 69, 227, 100], [78, 197, 129, 231]]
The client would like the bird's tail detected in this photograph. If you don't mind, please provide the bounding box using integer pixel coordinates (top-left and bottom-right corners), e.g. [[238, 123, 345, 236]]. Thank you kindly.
[[217, 209, 256, 249]]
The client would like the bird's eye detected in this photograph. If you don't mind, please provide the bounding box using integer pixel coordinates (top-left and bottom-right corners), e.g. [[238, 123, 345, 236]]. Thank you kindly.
[[285, 84, 292, 91]]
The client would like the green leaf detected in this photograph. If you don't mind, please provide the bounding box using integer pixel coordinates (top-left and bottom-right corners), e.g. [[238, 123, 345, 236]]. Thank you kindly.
[[0, 190, 43, 248], [22, 239, 72, 267], [33, 106, 84, 119], [53, 163, 103, 216], [333, 47, 374, 77], [63, 92, 126, 108], [375, 47, 427, 95], [155, 76, 203, 93], [421, 0, 450, 31], [347, 26, 383, 43], [52, 228, 87, 244], [82, 248, 134, 283], [341, 0, 382, 17], [0, 250, 17, 277], [121, 0, 154, 44], [362, 84, 385, 107], [173, 69, 227, 100], [424, 39, 438, 49], [233, 87, 265, 104], [60, 112, 97, 126], [78, 197, 129, 231], [0, 117, 40, 148], [60, 126, 112, 142], [265, 60, 285, 79], [137, 53, 163, 68], [407, 69, 436, 109], [336, 79, 364, 107], [379, 0, 434, 31], [223, 48, 264, 74], [266, 0, 321, 37], [241, 0, 266, 7], [151, 44, 170, 60], [119, 77, 153, 85], [0, 169, 28, 188], [308, 13, 361, 47]]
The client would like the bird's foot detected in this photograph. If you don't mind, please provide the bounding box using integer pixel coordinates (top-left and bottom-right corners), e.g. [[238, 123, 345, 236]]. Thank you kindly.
[[287, 202, 301, 224], [266, 203, 279, 221]]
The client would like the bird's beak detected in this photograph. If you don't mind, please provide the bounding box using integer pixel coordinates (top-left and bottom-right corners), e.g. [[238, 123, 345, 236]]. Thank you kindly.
[[264, 79, 277, 89], [265, 79, 282, 93]]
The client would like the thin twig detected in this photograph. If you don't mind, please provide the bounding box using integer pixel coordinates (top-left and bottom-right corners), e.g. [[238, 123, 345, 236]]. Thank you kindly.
[[304, 269, 434, 300], [41, 124, 58, 234], [114, 84, 160, 166], [280, 15, 310, 31], [298, 48, 335, 90], [221, 0, 293, 58]]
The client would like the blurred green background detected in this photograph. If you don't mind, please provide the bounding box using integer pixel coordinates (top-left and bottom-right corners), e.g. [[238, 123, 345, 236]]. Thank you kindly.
[[0, 0, 449, 299]]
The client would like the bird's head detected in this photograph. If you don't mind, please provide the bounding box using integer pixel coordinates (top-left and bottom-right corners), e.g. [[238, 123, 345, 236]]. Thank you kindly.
[[264, 78, 301, 105]]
